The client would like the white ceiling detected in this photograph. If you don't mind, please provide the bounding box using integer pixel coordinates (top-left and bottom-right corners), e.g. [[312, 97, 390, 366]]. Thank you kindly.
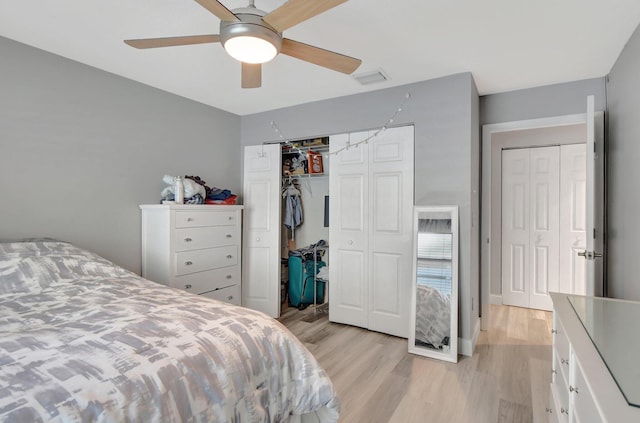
[[2, 0, 640, 116]]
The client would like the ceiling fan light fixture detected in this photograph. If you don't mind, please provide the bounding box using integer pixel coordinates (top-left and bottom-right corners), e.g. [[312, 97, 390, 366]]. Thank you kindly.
[[220, 11, 282, 64], [224, 35, 277, 64]]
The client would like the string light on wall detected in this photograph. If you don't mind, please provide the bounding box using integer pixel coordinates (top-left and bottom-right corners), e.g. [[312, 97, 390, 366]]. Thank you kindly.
[[268, 92, 411, 159]]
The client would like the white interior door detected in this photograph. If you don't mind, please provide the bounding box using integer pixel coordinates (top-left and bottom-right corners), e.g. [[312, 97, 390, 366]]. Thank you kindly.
[[502, 146, 559, 311], [583, 95, 605, 296], [242, 144, 281, 318], [329, 132, 369, 329], [559, 144, 587, 295], [367, 125, 414, 337], [501, 148, 531, 308]]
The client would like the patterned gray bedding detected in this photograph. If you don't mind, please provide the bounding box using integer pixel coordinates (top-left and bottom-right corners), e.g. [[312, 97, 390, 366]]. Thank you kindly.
[[415, 284, 451, 350], [0, 241, 339, 422]]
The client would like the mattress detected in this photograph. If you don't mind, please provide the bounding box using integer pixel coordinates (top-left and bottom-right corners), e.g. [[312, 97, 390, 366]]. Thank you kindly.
[[0, 240, 339, 422]]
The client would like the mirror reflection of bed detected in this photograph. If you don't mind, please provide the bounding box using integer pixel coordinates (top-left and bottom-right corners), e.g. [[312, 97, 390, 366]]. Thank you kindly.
[[409, 206, 459, 363]]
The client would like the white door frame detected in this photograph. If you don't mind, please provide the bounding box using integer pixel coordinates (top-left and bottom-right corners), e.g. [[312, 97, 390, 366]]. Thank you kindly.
[[481, 113, 603, 330]]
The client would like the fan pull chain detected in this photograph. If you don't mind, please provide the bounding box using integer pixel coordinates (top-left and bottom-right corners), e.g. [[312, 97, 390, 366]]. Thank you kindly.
[[267, 92, 411, 159]]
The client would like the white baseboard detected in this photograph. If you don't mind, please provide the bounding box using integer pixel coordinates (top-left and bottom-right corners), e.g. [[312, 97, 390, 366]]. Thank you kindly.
[[490, 294, 503, 305], [459, 317, 481, 357]]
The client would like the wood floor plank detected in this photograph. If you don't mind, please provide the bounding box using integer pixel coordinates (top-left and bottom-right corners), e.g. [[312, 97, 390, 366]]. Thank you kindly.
[[279, 303, 552, 422]]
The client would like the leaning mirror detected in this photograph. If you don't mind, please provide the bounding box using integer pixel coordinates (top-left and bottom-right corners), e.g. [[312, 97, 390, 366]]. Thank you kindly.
[[408, 205, 458, 363]]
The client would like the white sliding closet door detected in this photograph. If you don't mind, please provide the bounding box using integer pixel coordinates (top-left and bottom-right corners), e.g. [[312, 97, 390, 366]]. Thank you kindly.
[[242, 144, 281, 318], [329, 126, 414, 338]]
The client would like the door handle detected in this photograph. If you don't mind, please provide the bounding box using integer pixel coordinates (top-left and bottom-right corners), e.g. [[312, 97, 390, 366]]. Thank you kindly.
[[578, 250, 603, 260]]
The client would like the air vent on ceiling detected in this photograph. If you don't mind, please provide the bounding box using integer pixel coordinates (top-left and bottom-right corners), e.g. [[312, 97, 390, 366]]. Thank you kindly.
[[352, 68, 390, 85]]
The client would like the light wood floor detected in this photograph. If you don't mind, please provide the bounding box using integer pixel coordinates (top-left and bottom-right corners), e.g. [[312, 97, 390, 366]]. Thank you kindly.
[[279, 304, 552, 423]]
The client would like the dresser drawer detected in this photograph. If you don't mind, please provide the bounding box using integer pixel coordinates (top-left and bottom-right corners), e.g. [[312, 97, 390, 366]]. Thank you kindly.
[[571, 356, 601, 423], [175, 246, 238, 275], [175, 210, 237, 228], [201, 284, 241, 306], [554, 318, 570, 374], [175, 226, 239, 252], [173, 266, 239, 294]]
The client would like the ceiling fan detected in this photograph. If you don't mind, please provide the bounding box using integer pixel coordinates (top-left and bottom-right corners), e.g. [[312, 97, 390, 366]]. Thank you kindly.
[[124, 0, 362, 88]]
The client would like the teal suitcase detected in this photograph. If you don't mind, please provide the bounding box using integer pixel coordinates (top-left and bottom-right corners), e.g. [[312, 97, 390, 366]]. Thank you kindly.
[[288, 256, 325, 308]]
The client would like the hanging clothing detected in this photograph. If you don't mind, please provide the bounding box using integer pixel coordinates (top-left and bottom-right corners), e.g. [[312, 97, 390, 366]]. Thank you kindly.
[[284, 187, 303, 239]]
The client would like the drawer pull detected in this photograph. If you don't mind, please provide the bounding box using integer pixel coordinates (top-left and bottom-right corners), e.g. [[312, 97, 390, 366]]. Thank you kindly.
[[561, 407, 568, 415], [227, 295, 233, 301], [228, 216, 233, 220], [184, 284, 192, 289], [185, 261, 193, 266], [187, 217, 194, 222], [551, 369, 557, 375], [569, 385, 579, 395], [226, 234, 232, 238], [561, 358, 569, 365], [545, 407, 552, 414], [226, 275, 232, 279], [184, 237, 192, 242], [227, 255, 233, 259], [551, 329, 558, 334]]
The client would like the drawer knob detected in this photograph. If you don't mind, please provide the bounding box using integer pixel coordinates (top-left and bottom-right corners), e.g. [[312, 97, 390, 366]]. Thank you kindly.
[[187, 217, 193, 222], [185, 261, 193, 266], [227, 295, 233, 300], [569, 385, 579, 395], [226, 234, 232, 238], [227, 255, 233, 259], [228, 216, 233, 220], [184, 284, 192, 289], [561, 358, 569, 365], [185, 237, 192, 242], [561, 407, 568, 415], [551, 329, 558, 334], [226, 275, 232, 279], [551, 369, 557, 375]]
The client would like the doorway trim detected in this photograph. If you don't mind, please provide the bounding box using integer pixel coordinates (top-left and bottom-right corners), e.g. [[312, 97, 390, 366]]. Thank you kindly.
[[481, 114, 590, 330]]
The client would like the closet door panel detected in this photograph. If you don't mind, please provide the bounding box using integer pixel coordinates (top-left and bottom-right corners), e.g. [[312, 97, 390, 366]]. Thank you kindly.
[[242, 144, 281, 318], [371, 252, 401, 314], [529, 146, 559, 311], [329, 132, 369, 328], [338, 174, 365, 231], [368, 126, 414, 338], [372, 172, 402, 233], [502, 149, 531, 308], [330, 126, 414, 338]]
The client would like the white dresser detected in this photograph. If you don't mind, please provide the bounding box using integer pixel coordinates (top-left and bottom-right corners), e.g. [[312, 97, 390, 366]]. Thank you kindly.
[[140, 204, 243, 305], [549, 293, 640, 422]]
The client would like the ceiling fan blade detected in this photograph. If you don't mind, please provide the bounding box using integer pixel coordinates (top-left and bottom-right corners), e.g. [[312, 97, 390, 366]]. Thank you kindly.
[[263, 0, 349, 32], [281, 38, 361, 74], [242, 63, 262, 88], [124, 34, 220, 49], [194, 0, 239, 22]]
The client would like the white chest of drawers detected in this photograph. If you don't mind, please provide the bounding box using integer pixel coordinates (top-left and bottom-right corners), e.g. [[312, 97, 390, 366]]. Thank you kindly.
[[549, 293, 640, 422], [140, 204, 243, 305]]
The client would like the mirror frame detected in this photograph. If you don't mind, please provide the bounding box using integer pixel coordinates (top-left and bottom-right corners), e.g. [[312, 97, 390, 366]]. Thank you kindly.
[[408, 205, 459, 363]]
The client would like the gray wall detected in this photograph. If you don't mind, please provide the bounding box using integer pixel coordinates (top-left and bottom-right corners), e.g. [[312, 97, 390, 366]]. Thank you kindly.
[[0, 36, 241, 273], [607, 24, 640, 300], [240, 73, 480, 344], [481, 78, 606, 125]]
